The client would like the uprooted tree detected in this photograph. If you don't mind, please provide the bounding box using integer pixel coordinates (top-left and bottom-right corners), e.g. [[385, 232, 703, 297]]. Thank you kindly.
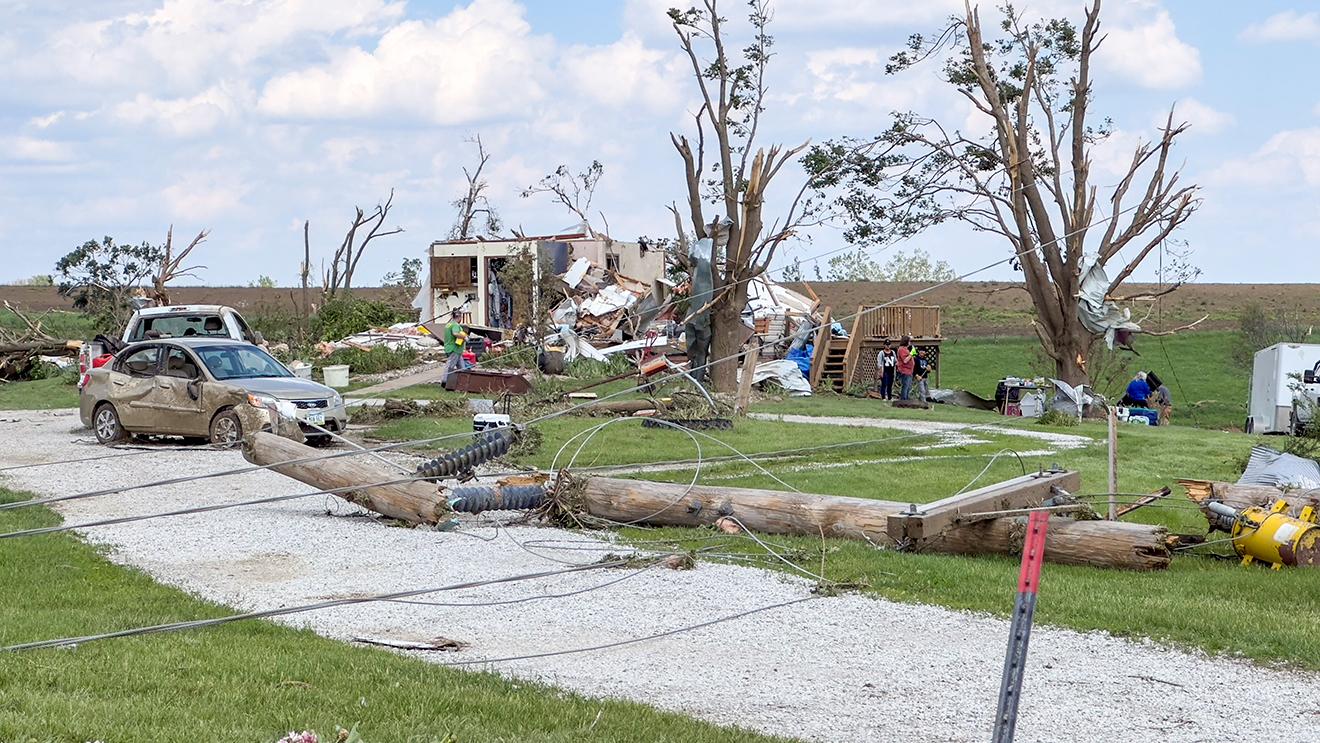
[[667, 0, 817, 392], [806, 0, 1199, 385]]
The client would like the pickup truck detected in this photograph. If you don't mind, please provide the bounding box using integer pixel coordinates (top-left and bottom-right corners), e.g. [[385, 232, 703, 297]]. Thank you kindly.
[[122, 305, 262, 344]]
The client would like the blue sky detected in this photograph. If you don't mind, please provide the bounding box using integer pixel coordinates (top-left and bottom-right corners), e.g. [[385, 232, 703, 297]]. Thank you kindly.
[[2, 0, 1318, 286]]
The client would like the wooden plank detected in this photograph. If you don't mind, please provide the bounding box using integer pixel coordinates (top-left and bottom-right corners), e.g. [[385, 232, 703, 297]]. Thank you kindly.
[[1107, 407, 1119, 519], [885, 470, 1081, 545], [1116, 487, 1172, 518], [808, 305, 832, 389], [735, 339, 759, 416]]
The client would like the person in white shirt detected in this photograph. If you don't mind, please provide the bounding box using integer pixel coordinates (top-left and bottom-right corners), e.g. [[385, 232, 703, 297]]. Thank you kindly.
[[877, 341, 897, 400]]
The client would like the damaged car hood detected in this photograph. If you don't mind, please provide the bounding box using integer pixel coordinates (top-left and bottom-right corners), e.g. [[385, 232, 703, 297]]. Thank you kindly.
[[225, 376, 337, 400]]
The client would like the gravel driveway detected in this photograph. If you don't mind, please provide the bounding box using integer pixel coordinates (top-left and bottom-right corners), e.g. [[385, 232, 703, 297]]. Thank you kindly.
[[2, 409, 1318, 742]]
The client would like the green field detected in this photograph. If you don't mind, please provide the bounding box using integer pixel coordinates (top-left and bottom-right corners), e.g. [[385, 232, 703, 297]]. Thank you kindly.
[[0, 488, 785, 742]]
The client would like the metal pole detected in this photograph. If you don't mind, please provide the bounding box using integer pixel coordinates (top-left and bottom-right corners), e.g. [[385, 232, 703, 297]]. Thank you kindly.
[[991, 509, 1051, 743], [1107, 406, 1118, 520]]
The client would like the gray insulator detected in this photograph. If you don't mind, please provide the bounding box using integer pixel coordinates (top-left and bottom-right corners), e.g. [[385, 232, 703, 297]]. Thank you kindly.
[[416, 429, 513, 479], [448, 483, 548, 514]]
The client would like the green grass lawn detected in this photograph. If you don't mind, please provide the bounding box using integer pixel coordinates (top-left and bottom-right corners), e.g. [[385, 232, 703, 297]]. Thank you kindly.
[[0, 376, 79, 410], [0, 488, 787, 742], [936, 330, 1247, 431]]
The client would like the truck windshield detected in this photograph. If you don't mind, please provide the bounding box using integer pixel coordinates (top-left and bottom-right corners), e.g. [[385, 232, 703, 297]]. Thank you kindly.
[[195, 345, 291, 380], [130, 314, 228, 341]]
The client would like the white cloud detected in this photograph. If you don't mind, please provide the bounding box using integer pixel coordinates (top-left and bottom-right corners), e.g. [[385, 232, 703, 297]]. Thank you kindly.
[[17, 0, 405, 96], [1, 136, 76, 162], [258, 0, 550, 125], [110, 83, 252, 137], [1164, 98, 1234, 135], [322, 136, 382, 170], [1099, 10, 1202, 89], [560, 33, 684, 113], [1207, 128, 1320, 188], [1241, 10, 1320, 43], [161, 171, 250, 220]]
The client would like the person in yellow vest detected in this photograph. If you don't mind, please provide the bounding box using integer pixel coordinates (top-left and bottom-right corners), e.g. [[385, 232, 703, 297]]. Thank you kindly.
[[441, 319, 468, 383]]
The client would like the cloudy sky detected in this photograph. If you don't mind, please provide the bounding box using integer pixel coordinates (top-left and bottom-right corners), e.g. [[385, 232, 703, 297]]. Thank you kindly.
[[0, 0, 1315, 286]]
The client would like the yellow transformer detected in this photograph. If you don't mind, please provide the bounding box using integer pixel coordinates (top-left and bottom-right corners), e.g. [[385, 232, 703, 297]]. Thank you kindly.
[[1208, 500, 1319, 569]]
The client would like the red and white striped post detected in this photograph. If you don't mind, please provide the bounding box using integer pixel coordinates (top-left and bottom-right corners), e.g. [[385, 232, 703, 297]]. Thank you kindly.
[[991, 509, 1051, 743]]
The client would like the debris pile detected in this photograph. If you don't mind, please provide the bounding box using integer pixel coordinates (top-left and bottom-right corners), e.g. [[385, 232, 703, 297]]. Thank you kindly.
[[0, 303, 82, 381], [546, 257, 820, 397], [316, 322, 440, 356], [552, 257, 665, 347]]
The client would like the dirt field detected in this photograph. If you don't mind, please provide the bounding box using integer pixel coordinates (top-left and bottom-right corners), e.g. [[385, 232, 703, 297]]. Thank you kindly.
[[3, 281, 1314, 337], [0, 285, 400, 314], [784, 281, 1319, 336]]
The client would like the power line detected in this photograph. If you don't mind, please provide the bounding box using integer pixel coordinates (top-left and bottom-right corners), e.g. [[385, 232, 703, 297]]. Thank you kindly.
[[437, 596, 816, 667], [0, 556, 661, 653]]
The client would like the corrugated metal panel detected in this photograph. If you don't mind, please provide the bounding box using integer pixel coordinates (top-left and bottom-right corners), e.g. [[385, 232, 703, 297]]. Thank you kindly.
[[1238, 445, 1320, 489]]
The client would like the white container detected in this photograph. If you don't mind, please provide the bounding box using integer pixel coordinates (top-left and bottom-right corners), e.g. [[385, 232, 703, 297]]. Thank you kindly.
[[289, 362, 313, 379], [322, 364, 350, 389], [1249, 343, 1320, 434]]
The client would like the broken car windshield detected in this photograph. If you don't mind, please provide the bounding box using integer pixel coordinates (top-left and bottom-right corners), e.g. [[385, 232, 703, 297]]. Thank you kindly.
[[194, 345, 291, 381]]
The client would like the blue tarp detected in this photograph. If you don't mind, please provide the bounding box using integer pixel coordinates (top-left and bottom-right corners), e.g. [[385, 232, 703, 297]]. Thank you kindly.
[[786, 343, 813, 376]]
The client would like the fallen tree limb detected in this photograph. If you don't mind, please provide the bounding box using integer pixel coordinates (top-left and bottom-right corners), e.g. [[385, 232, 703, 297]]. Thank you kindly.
[[577, 478, 1170, 570], [244, 431, 449, 524]]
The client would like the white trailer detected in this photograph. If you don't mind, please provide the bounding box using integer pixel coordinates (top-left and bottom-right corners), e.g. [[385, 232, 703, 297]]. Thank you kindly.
[[1248, 343, 1320, 434]]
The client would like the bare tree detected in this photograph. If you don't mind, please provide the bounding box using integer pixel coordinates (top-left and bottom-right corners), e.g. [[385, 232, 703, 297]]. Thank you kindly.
[[150, 225, 209, 306], [522, 160, 605, 235], [323, 189, 404, 297], [667, 0, 816, 391], [808, 0, 1199, 385], [450, 135, 503, 240]]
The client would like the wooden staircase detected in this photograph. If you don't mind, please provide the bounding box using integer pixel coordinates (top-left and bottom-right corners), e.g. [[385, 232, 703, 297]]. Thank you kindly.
[[808, 306, 854, 392], [817, 338, 850, 391]]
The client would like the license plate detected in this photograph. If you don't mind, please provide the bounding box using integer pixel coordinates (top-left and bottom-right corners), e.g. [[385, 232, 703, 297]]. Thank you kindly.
[[305, 411, 325, 426]]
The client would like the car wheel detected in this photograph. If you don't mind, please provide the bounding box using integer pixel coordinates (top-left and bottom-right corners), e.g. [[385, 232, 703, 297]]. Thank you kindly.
[[209, 409, 243, 447], [93, 403, 128, 445], [305, 435, 333, 448]]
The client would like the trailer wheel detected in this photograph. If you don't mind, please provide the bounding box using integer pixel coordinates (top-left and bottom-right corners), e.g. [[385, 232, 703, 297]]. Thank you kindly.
[[1244, 417, 1253, 434]]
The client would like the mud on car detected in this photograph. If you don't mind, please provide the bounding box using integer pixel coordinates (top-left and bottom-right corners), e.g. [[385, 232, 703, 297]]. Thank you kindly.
[[80, 338, 348, 446]]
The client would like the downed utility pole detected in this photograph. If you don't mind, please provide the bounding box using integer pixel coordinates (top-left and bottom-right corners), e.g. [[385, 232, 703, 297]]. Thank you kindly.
[[244, 432, 449, 524], [575, 477, 1170, 570], [991, 509, 1051, 742]]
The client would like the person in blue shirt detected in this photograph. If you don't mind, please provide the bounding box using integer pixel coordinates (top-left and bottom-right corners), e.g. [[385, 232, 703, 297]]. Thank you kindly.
[[1121, 371, 1152, 407]]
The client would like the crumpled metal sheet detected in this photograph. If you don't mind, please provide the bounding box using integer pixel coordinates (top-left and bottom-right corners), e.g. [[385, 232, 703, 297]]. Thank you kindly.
[[928, 388, 996, 410], [1078, 262, 1140, 349], [1238, 445, 1320, 490], [741, 359, 812, 396]]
